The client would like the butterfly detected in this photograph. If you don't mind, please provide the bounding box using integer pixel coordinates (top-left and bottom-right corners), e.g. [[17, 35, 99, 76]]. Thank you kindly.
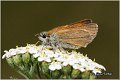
[[36, 19, 98, 49]]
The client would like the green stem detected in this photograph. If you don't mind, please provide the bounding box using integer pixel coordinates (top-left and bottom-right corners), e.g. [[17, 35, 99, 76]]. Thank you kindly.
[[17, 70, 29, 79], [37, 63, 41, 78]]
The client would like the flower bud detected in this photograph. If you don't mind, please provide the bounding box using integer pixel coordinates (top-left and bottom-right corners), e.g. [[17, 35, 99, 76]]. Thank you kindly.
[[51, 70, 60, 79], [22, 53, 30, 64], [41, 61, 50, 78], [6, 57, 14, 68], [60, 75, 69, 79], [62, 65, 72, 75], [13, 54, 22, 66], [71, 69, 81, 79], [90, 73, 97, 79], [31, 55, 37, 62], [81, 70, 90, 79]]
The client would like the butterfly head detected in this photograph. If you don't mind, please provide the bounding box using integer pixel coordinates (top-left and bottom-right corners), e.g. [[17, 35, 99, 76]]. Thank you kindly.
[[36, 32, 49, 45], [39, 32, 48, 38]]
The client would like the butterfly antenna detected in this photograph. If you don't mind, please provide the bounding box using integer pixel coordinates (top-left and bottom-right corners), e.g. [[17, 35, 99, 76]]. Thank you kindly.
[[35, 33, 39, 37]]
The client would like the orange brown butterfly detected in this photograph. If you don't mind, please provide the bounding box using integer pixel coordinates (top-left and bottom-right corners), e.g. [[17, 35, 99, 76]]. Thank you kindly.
[[36, 19, 98, 49]]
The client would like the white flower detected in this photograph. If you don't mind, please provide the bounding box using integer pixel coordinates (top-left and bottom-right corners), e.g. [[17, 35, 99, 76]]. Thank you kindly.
[[53, 53, 68, 62], [87, 65, 96, 71], [68, 53, 81, 64], [27, 45, 38, 54], [37, 52, 51, 62], [33, 53, 40, 58], [2, 54, 6, 59], [44, 50, 54, 58], [16, 47, 27, 54], [2, 44, 106, 74], [38, 57, 51, 62], [71, 50, 78, 54], [2, 50, 9, 59], [54, 52, 62, 58], [9, 49, 17, 56], [73, 64, 80, 69], [38, 57, 44, 62], [62, 53, 81, 66], [62, 61, 69, 66], [2, 49, 17, 59], [73, 64, 86, 72], [37, 45, 44, 51], [49, 61, 62, 71], [92, 69, 102, 75], [63, 60, 75, 66], [93, 62, 106, 71], [79, 67, 86, 72]]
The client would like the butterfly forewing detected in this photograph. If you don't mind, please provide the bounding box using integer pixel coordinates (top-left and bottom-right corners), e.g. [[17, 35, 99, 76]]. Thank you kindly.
[[48, 19, 98, 48]]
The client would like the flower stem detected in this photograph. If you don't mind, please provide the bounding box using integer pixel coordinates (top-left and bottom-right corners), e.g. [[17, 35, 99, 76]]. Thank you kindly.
[[37, 63, 41, 78], [17, 70, 29, 79]]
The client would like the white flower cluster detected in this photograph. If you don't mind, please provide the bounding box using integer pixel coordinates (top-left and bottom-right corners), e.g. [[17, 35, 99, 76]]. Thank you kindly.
[[2, 44, 106, 75]]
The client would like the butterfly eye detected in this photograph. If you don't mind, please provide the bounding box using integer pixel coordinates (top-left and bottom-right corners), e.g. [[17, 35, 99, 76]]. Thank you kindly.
[[43, 35, 46, 38], [39, 32, 48, 38]]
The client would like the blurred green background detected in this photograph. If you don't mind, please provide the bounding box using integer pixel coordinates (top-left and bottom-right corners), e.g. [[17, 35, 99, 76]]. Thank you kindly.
[[1, 1, 119, 79]]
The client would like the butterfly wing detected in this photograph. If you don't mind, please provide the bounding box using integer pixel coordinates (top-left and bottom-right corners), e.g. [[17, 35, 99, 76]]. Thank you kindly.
[[48, 19, 98, 48]]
